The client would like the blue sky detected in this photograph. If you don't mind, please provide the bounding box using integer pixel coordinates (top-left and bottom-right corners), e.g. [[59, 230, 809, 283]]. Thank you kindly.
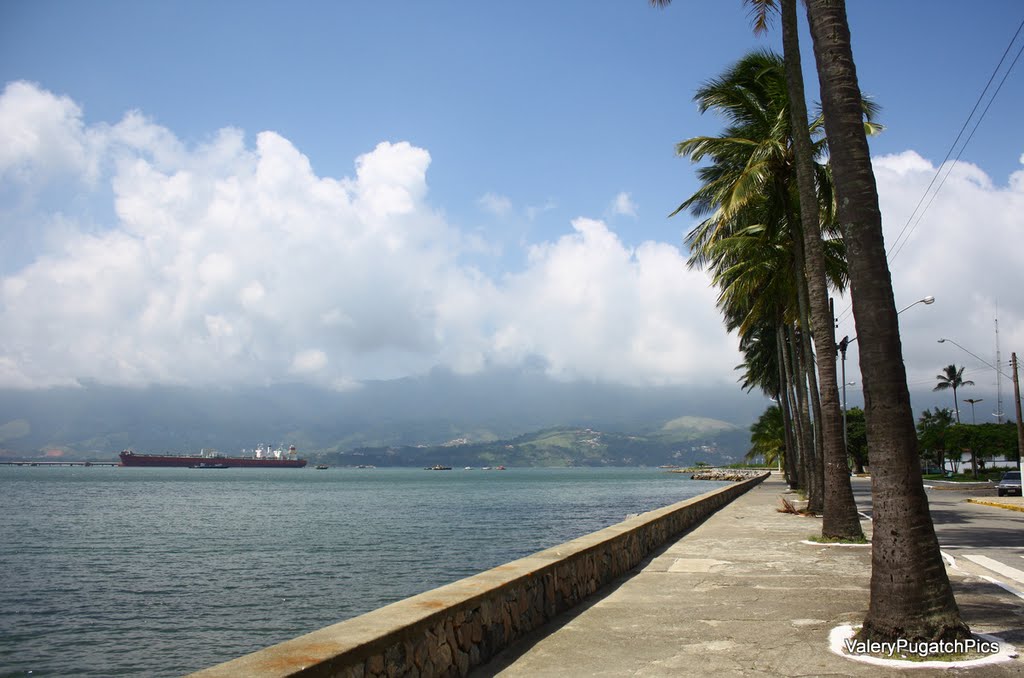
[[1, 1, 1023, 418]]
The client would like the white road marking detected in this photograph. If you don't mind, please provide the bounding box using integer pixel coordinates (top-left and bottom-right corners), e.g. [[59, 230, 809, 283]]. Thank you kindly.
[[975, 574, 1024, 602], [964, 554, 1024, 585]]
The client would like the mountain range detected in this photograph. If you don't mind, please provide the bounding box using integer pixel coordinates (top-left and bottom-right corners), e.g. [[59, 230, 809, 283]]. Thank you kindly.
[[0, 368, 765, 464]]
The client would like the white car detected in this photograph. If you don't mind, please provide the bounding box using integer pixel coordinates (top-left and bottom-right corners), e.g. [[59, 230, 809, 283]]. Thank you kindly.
[[997, 471, 1022, 497]]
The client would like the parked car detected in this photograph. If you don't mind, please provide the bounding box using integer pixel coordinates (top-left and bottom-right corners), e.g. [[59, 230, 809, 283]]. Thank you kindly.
[[997, 471, 1022, 497]]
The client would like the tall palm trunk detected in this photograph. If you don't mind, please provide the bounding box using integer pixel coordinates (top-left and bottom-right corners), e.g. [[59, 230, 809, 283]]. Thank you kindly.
[[777, 324, 799, 489], [804, 0, 967, 642], [780, 0, 863, 539], [788, 224, 824, 513], [782, 324, 807, 491], [788, 323, 818, 505]]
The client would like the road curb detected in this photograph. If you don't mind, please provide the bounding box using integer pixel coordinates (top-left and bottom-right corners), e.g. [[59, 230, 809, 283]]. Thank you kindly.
[[966, 498, 1024, 513]]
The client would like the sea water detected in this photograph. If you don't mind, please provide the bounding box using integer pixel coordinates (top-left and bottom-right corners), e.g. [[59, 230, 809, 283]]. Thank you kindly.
[[0, 466, 721, 676]]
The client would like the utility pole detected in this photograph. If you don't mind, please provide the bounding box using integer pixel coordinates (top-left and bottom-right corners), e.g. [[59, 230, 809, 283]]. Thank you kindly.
[[1012, 352, 1024, 479], [995, 317, 1004, 423]]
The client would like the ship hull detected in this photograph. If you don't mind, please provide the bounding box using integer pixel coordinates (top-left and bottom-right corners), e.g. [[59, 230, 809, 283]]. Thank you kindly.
[[119, 452, 307, 468]]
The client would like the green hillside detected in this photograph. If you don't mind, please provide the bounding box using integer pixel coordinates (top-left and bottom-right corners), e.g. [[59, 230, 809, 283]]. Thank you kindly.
[[324, 418, 747, 468], [654, 416, 740, 440]]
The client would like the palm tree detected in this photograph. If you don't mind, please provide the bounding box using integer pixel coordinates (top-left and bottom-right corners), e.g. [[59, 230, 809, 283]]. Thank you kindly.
[[747, 405, 785, 467], [933, 364, 974, 424], [803, 0, 969, 644], [916, 407, 955, 476], [676, 48, 871, 530], [652, 0, 863, 540], [677, 51, 825, 510], [778, 0, 862, 540]]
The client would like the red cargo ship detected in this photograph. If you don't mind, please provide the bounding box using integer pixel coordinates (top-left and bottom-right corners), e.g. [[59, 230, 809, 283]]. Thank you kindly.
[[119, 444, 307, 468]]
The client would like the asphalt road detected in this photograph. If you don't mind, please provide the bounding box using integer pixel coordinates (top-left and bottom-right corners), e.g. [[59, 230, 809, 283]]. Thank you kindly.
[[850, 477, 1024, 597]]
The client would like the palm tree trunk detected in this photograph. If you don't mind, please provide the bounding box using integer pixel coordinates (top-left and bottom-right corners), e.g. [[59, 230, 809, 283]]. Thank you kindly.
[[804, 0, 968, 642], [777, 324, 799, 489], [782, 324, 807, 491], [790, 235, 825, 514], [780, 0, 863, 539], [789, 324, 819, 509]]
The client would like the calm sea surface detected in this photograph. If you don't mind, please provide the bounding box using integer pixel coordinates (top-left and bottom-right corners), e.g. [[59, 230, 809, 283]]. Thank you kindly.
[[0, 466, 722, 677]]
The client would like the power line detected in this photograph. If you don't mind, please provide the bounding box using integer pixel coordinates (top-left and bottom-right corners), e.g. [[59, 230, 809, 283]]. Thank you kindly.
[[833, 14, 1024, 328], [887, 20, 1024, 263]]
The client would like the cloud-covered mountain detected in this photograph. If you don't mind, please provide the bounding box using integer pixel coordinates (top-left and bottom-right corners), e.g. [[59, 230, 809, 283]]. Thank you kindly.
[[0, 368, 766, 459]]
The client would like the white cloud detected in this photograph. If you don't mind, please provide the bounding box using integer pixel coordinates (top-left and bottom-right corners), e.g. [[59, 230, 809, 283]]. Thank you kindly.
[[477, 191, 512, 217], [834, 150, 1024, 414], [7, 83, 1020, 400], [0, 83, 739, 390], [609, 191, 637, 218], [525, 199, 557, 221], [0, 81, 98, 183], [491, 218, 732, 385], [290, 349, 328, 374]]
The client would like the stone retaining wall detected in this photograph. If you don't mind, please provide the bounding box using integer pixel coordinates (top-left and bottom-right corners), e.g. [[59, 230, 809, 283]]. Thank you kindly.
[[191, 472, 769, 678]]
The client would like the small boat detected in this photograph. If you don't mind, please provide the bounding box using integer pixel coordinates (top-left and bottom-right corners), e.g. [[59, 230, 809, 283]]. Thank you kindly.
[[315, 464, 329, 470], [426, 464, 452, 471], [496, 465, 506, 470], [189, 463, 229, 469]]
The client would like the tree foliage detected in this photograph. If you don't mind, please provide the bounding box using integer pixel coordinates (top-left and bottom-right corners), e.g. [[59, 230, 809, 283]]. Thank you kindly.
[[932, 364, 974, 424], [747, 405, 785, 466], [845, 406, 867, 473]]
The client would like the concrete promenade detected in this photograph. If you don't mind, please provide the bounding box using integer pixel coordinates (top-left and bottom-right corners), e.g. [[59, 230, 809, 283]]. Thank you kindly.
[[476, 475, 1024, 677]]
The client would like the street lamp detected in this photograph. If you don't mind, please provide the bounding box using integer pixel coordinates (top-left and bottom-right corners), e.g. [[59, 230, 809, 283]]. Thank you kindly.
[[837, 295, 935, 422], [964, 398, 984, 425], [841, 381, 856, 452], [898, 295, 935, 314]]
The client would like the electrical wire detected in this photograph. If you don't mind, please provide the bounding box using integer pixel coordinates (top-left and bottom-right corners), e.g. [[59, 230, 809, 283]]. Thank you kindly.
[[832, 15, 1024, 328], [885, 17, 1024, 263]]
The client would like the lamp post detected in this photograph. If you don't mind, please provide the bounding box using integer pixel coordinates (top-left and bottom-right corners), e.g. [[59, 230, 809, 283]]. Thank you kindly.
[[964, 398, 984, 425], [836, 296, 935, 448], [841, 381, 856, 452], [1012, 353, 1024, 480], [898, 295, 936, 315]]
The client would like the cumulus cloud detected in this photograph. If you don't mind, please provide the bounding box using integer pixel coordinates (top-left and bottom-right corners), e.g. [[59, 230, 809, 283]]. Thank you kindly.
[[477, 191, 512, 217], [836, 150, 1024, 411], [0, 82, 740, 390], [7, 83, 1017, 400], [492, 218, 729, 384], [609, 191, 637, 218], [0, 81, 99, 184]]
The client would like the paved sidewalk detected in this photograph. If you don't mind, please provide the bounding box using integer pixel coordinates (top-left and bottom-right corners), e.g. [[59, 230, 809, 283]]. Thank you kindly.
[[475, 475, 1024, 677]]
